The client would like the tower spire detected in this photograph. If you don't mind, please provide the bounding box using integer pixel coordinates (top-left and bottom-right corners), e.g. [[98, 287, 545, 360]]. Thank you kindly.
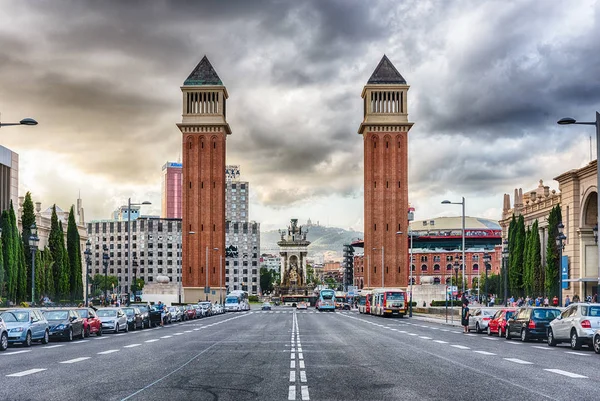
[[184, 55, 223, 86], [367, 55, 407, 84]]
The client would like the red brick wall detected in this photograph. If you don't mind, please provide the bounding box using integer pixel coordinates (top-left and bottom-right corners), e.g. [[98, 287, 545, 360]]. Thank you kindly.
[[364, 131, 408, 288], [182, 132, 226, 288]]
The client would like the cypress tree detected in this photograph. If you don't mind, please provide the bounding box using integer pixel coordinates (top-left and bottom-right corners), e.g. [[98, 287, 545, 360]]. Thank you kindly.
[[510, 215, 525, 297], [67, 206, 83, 301], [545, 205, 562, 298], [44, 249, 55, 300], [532, 219, 544, 297], [0, 212, 5, 299], [35, 249, 43, 301], [21, 192, 35, 298], [2, 205, 18, 302], [58, 220, 69, 300], [49, 205, 66, 300], [522, 226, 533, 297]]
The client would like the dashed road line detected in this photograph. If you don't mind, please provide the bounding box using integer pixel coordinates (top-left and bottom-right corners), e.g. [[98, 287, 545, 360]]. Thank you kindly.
[[544, 369, 588, 378], [565, 351, 590, 356], [97, 349, 119, 355], [3, 350, 31, 356], [450, 345, 470, 350], [299, 360, 305, 369], [288, 385, 296, 400], [60, 357, 91, 364], [43, 345, 65, 349], [433, 340, 448, 344], [503, 358, 533, 365], [531, 346, 551, 350], [160, 335, 172, 339], [290, 371, 296, 382], [473, 351, 496, 355], [419, 336, 432, 340], [124, 344, 142, 348], [300, 370, 307, 383], [301, 385, 310, 400], [145, 339, 160, 343], [6, 368, 46, 377]]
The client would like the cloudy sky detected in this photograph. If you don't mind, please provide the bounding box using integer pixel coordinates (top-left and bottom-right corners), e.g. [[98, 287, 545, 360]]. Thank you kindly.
[[1, 0, 599, 231]]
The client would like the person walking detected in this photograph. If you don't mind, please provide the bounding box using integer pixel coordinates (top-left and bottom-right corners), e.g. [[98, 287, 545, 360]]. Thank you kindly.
[[565, 295, 571, 307], [543, 297, 549, 307], [489, 296, 495, 307], [157, 301, 165, 327], [461, 302, 470, 333], [552, 296, 558, 307]]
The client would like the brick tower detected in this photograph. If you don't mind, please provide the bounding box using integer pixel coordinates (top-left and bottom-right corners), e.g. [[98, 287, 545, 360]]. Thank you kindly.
[[178, 56, 230, 302], [359, 55, 413, 289]]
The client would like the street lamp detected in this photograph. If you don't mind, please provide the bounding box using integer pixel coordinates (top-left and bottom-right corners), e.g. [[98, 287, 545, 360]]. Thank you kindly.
[[84, 239, 92, 305], [132, 256, 138, 303], [442, 197, 466, 294], [396, 230, 415, 317], [372, 247, 384, 289], [502, 240, 509, 306], [0, 117, 38, 127], [556, 222, 567, 307], [483, 253, 491, 306], [213, 247, 223, 304], [102, 244, 110, 305], [558, 112, 600, 288], [126, 198, 151, 303], [28, 223, 39, 304]]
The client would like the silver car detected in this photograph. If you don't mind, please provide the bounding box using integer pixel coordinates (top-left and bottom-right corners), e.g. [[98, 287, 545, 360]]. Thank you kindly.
[[0, 315, 8, 351], [168, 306, 183, 322], [97, 308, 128, 333], [548, 303, 600, 349], [468, 308, 497, 333], [593, 329, 600, 354]]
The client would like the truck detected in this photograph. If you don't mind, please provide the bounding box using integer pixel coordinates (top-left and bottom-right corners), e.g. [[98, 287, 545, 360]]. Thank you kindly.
[[225, 290, 250, 312]]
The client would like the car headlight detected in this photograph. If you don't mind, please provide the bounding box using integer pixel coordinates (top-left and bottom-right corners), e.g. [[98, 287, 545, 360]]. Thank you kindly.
[[10, 327, 24, 332], [105, 320, 114, 324], [55, 324, 65, 330]]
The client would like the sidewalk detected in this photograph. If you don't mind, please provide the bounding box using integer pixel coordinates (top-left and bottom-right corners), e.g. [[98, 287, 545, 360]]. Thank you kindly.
[[411, 313, 462, 327]]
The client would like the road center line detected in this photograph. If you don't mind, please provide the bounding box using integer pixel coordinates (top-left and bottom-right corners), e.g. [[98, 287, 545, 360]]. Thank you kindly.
[[3, 350, 31, 355], [473, 351, 496, 356], [124, 344, 142, 348], [503, 358, 533, 365], [564, 351, 589, 356], [60, 357, 91, 364], [43, 345, 65, 349], [544, 369, 588, 378], [97, 349, 119, 355], [451, 345, 470, 350], [6, 368, 46, 377], [145, 339, 160, 343]]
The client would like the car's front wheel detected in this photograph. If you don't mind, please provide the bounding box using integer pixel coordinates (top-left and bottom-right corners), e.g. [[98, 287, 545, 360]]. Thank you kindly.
[[115, 324, 119, 333], [1, 332, 9, 351], [593, 334, 600, 354], [24, 331, 32, 347], [498, 327, 503, 338], [547, 329, 557, 346], [476, 323, 481, 334], [124, 322, 129, 332], [521, 326, 528, 342], [67, 329, 73, 342], [84, 326, 90, 338], [487, 326, 491, 336], [505, 327, 511, 340], [41, 330, 49, 344]]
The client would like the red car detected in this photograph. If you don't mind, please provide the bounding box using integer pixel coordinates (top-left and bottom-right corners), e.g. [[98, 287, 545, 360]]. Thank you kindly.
[[185, 305, 197, 320], [487, 309, 516, 337], [75, 308, 102, 337]]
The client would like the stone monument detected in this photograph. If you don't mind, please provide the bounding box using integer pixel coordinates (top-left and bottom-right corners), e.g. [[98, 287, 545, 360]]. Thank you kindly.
[[277, 219, 311, 295]]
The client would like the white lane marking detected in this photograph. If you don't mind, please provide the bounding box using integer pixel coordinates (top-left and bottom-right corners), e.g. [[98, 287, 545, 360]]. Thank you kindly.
[[43, 344, 65, 349], [464, 334, 477, 337], [383, 327, 391, 329], [97, 349, 119, 355], [440, 329, 449, 332], [124, 344, 142, 348], [291, 352, 295, 359], [419, 336, 432, 340], [504, 358, 533, 365], [531, 346, 551, 350], [290, 370, 296, 382], [390, 328, 398, 331], [184, 330, 192, 333], [160, 335, 172, 339], [193, 328, 200, 331], [398, 330, 407, 334], [299, 352, 304, 359], [291, 360, 296, 369], [483, 337, 498, 341], [288, 385, 296, 400], [60, 357, 91, 364], [299, 360, 305, 369], [301, 385, 310, 400], [300, 370, 307, 383], [145, 339, 160, 343], [451, 331, 462, 334], [506, 342, 523, 345], [473, 351, 496, 356], [433, 340, 448, 344], [451, 345, 470, 350], [173, 333, 184, 336], [73, 340, 90, 344], [298, 348, 303, 352], [420, 325, 429, 328], [565, 351, 590, 356], [3, 350, 31, 355], [407, 333, 417, 336], [6, 368, 46, 377], [544, 369, 588, 378], [94, 337, 109, 340], [115, 333, 126, 336]]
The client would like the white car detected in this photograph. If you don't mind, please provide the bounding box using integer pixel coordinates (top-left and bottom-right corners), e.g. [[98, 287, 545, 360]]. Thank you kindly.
[[296, 302, 308, 310], [593, 329, 600, 354], [548, 303, 600, 349], [0, 315, 8, 351], [468, 308, 497, 333], [97, 308, 128, 333]]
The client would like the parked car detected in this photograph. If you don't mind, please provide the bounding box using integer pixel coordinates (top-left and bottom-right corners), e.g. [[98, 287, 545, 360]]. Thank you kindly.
[[297, 302, 308, 310], [168, 306, 183, 322], [122, 307, 144, 330], [468, 308, 496, 333], [506, 307, 560, 342], [199, 302, 213, 317], [43, 309, 85, 341], [548, 303, 600, 349], [130, 304, 150, 328], [185, 305, 197, 320], [0, 309, 49, 347], [0, 315, 8, 351], [149, 305, 170, 326], [75, 308, 102, 337], [487, 309, 516, 337], [194, 304, 204, 318], [261, 302, 272, 311], [593, 329, 600, 354], [97, 308, 128, 333], [213, 304, 223, 314]]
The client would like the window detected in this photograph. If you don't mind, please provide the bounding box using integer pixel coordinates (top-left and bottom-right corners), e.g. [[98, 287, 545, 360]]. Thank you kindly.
[[446, 264, 452, 271], [421, 264, 427, 271], [433, 264, 440, 271], [472, 264, 479, 271]]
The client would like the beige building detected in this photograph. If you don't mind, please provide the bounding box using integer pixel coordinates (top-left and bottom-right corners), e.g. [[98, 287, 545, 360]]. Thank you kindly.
[[500, 162, 599, 301]]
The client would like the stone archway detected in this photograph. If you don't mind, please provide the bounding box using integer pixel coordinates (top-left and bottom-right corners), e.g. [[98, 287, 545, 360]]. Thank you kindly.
[[582, 191, 598, 227]]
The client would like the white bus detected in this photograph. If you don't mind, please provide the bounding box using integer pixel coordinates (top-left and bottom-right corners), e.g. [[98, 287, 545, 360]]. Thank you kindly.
[[225, 290, 250, 312]]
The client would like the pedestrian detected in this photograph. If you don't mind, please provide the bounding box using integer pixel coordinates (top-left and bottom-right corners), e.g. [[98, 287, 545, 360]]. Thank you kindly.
[[489, 296, 495, 307], [461, 302, 470, 333], [565, 295, 571, 307], [157, 300, 165, 326], [535, 297, 541, 307], [593, 293, 598, 303], [573, 294, 580, 303], [544, 297, 549, 307], [552, 296, 558, 307]]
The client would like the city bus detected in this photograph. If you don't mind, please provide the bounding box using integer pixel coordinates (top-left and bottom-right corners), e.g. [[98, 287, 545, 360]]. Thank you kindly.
[[281, 295, 314, 307], [334, 291, 346, 309], [225, 290, 250, 312], [316, 289, 336, 311], [357, 290, 373, 314], [370, 288, 407, 317]]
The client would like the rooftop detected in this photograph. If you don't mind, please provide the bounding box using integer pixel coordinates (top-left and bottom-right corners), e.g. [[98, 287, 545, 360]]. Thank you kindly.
[[184, 55, 223, 86], [367, 55, 407, 85]]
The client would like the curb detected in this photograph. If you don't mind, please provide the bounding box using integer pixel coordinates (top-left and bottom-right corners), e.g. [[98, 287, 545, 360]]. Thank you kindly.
[[411, 314, 462, 327]]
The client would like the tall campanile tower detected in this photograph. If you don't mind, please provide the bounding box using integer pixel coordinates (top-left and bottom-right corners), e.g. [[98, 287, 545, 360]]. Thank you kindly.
[[359, 55, 413, 289], [178, 56, 230, 302]]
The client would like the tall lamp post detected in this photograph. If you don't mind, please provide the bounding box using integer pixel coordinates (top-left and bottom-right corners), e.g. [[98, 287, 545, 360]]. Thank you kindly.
[[28, 223, 39, 305], [132, 257, 138, 303], [372, 247, 384, 289], [84, 240, 92, 304], [483, 253, 491, 306], [556, 222, 567, 307], [102, 244, 110, 305], [126, 199, 151, 303], [558, 113, 600, 289], [442, 197, 466, 294], [396, 230, 415, 317], [213, 247, 223, 304], [502, 240, 508, 306], [0, 117, 38, 128]]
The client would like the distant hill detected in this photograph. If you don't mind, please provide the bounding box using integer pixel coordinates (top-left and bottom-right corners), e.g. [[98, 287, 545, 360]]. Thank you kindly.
[[260, 224, 363, 258]]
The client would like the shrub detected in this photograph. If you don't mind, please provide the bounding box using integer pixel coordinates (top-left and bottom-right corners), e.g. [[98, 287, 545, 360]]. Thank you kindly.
[[430, 300, 463, 307], [248, 295, 259, 303]]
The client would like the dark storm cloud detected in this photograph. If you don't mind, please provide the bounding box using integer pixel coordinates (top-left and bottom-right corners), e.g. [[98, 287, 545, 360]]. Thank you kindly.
[[1, 0, 599, 219]]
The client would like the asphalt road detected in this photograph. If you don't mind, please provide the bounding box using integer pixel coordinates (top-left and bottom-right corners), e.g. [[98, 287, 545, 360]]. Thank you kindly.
[[1, 308, 599, 401]]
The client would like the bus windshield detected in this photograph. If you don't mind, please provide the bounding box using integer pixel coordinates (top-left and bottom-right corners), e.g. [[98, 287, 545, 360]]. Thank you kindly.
[[321, 290, 335, 300], [386, 292, 405, 301]]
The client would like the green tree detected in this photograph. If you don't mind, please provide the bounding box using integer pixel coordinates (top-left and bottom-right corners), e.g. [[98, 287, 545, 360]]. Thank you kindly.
[[260, 267, 274, 294], [531, 220, 544, 297], [43, 248, 55, 300], [324, 277, 337, 290], [510, 215, 525, 297], [49, 205, 69, 300], [522, 226, 533, 297], [67, 206, 83, 301], [21, 192, 35, 297], [92, 275, 118, 292], [545, 205, 562, 298]]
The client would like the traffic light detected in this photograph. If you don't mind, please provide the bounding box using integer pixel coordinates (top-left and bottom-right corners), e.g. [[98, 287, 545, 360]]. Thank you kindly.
[[343, 244, 355, 291]]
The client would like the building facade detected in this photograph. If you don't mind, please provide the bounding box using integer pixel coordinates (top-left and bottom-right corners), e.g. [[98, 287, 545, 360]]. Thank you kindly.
[[179, 56, 229, 303], [0, 145, 18, 213], [359, 55, 413, 289], [87, 218, 182, 298], [161, 161, 183, 219]]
